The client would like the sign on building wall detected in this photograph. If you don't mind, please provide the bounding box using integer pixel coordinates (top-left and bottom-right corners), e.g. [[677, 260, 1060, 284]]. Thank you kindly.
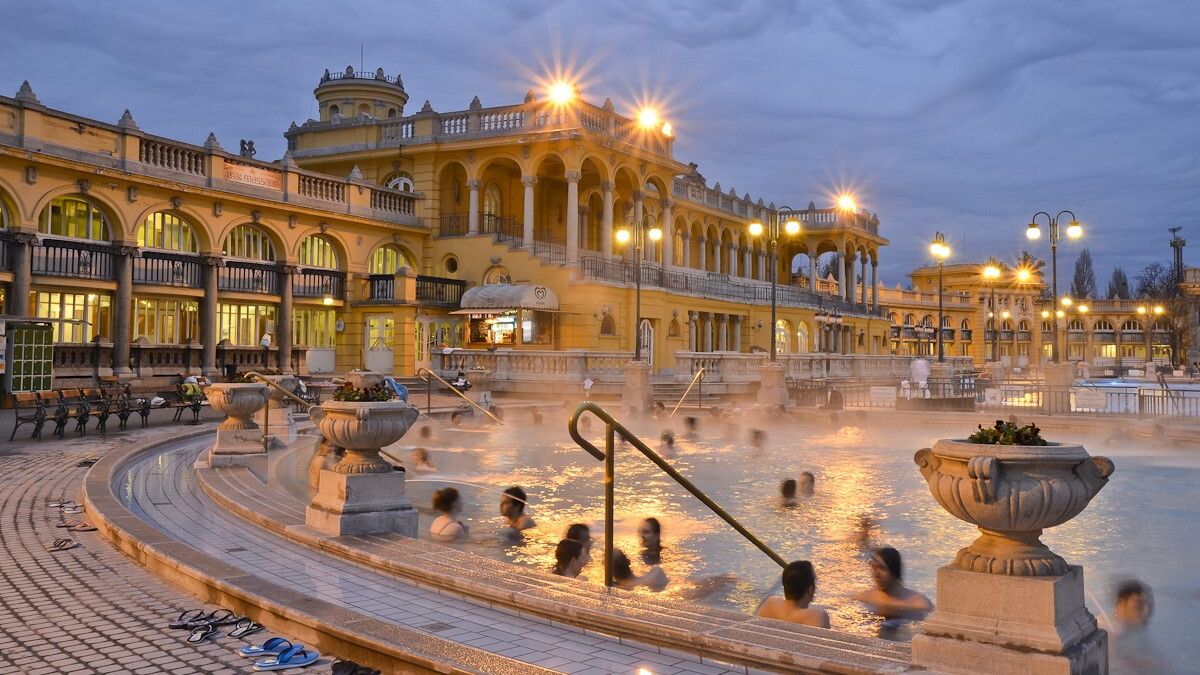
[[224, 163, 282, 190]]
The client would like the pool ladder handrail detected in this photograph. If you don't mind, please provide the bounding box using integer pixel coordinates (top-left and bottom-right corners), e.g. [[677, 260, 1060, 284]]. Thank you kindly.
[[415, 367, 503, 425], [667, 367, 704, 420], [244, 371, 321, 452], [567, 401, 787, 589]]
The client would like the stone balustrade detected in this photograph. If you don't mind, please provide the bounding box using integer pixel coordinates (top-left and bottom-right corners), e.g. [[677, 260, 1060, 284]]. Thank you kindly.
[[436, 349, 632, 383], [674, 351, 975, 384]]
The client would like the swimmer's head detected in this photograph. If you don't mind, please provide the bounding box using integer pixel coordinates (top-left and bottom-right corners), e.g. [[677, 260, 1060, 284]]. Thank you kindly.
[[500, 486, 527, 518], [870, 547, 903, 589], [553, 538, 589, 577], [532, 410, 544, 425], [579, 416, 592, 431], [411, 447, 430, 463], [684, 416, 697, 430], [432, 487, 461, 515], [450, 411, 464, 425], [751, 429, 765, 445], [798, 471, 815, 496], [660, 430, 675, 446], [610, 549, 634, 582], [780, 479, 797, 500], [565, 523, 591, 547], [639, 517, 661, 551], [1115, 580, 1154, 627], [782, 560, 816, 605], [419, 425, 433, 439]]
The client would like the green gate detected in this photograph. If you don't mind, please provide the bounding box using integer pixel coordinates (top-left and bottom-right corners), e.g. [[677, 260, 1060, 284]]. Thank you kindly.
[[7, 322, 54, 393]]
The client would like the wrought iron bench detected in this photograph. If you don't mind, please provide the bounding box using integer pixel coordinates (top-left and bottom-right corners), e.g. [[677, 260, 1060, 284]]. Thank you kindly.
[[9, 392, 47, 441]]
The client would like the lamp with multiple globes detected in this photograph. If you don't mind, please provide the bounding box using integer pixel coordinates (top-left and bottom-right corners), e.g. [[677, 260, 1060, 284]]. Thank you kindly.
[[747, 209, 802, 361], [614, 217, 662, 363], [930, 231, 950, 362], [1026, 210, 1083, 362]]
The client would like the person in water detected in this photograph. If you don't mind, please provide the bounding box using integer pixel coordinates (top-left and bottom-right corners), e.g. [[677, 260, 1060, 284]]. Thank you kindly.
[[780, 479, 798, 507], [658, 430, 677, 459], [409, 447, 437, 473], [552, 538, 590, 578], [856, 547, 932, 619], [682, 416, 698, 439], [565, 523, 592, 550], [610, 549, 668, 591], [499, 486, 535, 531], [798, 471, 815, 498], [429, 487, 468, 542], [756, 560, 830, 628], [1113, 580, 1154, 630], [750, 429, 766, 451], [639, 517, 662, 565]]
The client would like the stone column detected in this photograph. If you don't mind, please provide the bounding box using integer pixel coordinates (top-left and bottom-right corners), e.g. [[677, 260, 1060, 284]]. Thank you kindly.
[[601, 181, 614, 257], [808, 254, 818, 292], [758, 250, 767, 281], [565, 171, 581, 262], [9, 233, 35, 317], [467, 179, 481, 235], [732, 316, 743, 351], [687, 311, 698, 351], [579, 206, 590, 253], [201, 256, 221, 377], [521, 175, 537, 247], [713, 239, 723, 274], [112, 245, 136, 377], [860, 253, 868, 305], [681, 232, 691, 268], [871, 260, 879, 309], [727, 243, 738, 277], [278, 265, 295, 374], [698, 236, 707, 270], [701, 313, 713, 352], [844, 255, 855, 302], [743, 247, 752, 279], [660, 198, 673, 266], [717, 314, 728, 351]]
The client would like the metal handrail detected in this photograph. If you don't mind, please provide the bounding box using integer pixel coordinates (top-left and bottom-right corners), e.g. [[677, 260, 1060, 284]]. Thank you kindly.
[[415, 367, 502, 424], [567, 402, 786, 588], [668, 367, 705, 420], [244, 371, 320, 452]]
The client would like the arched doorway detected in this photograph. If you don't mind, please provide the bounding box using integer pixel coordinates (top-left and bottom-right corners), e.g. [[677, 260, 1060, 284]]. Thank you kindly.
[[639, 319, 655, 368]]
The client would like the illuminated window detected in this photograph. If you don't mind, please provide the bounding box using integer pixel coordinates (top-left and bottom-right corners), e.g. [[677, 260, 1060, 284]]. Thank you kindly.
[[774, 319, 791, 354], [39, 196, 109, 241], [483, 265, 512, 285], [133, 298, 198, 344], [218, 302, 276, 346], [1096, 344, 1117, 358], [32, 291, 111, 342], [521, 310, 552, 344], [796, 322, 810, 353], [292, 308, 335, 347], [1121, 320, 1143, 332], [0, 199, 9, 229], [384, 173, 414, 192], [137, 212, 198, 252], [298, 235, 339, 269], [369, 244, 415, 274], [1093, 320, 1114, 331], [223, 225, 276, 261]]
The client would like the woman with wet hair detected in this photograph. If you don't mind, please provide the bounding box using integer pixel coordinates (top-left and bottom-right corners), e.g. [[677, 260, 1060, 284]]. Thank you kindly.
[[610, 549, 668, 591], [780, 479, 798, 507], [756, 560, 830, 628], [565, 523, 591, 549], [429, 487, 468, 542], [856, 546, 932, 619], [552, 538, 590, 578], [639, 517, 663, 564]]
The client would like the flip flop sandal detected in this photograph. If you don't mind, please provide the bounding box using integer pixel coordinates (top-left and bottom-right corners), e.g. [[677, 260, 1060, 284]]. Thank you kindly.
[[228, 618, 263, 639], [45, 538, 78, 552], [333, 660, 381, 675], [75, 459, 98, 467], [169, 609, 208, 629], [48, 500, 77, 509], [67, 524, 97, 532], [187, 622, 217, 644], [240, 637, 292, 658], [56, 519, 87, 528], [60, 507, 83, 515], [204, 609, 242, 627], [253, 644, 318, 671]]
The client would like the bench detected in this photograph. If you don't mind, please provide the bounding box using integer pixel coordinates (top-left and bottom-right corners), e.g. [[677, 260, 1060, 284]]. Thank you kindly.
[[9, 392, 47, 441], [102, 384, 151, 430], [169, 382, 206, 424], [40, 389, 89, 438], [82, 387, 112, 433]]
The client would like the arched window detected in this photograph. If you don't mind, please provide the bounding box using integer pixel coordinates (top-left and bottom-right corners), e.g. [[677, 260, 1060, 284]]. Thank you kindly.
[[222, 224, 276, 261], [483, 265, 512, 285], [599, 314, 616, 336], [39, 196, 109, 241], [298, 235, 338, 269], [889, 313, 900, 326], [903, 314, 914, 326], [387, 108, 397, 118], [1068, 319, 1084, 331], [357, 103, 371, 116], [774, 319, 791, 354], [1018, 320, 1030, 331], [796, 322, 810, 353], [1152, 318, 1171, 332], [920, 315, 934, 328], [328, 104, 340, 118], [1002, 319, 1014, 331], [960, 318, 971, 330], [137, 212, 198, 252], [368, 244, 414, 274], [483, 183, 502, 219], [1093, 319, 1114, 331], [1121, 319, 1143, 332], [384, 173, 414, 192], [941, 315, 951, 328], [1042, 320, 1052, 332]]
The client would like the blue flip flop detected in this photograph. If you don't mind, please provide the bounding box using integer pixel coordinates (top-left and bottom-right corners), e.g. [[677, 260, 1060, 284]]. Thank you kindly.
[[253, 644, 318, 671], [239, 637, 292, 658]]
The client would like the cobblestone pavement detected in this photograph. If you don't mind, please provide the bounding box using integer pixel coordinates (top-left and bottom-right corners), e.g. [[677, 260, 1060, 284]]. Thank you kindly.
[[0, 424, 335, 675], [119, 436, 744, 675]]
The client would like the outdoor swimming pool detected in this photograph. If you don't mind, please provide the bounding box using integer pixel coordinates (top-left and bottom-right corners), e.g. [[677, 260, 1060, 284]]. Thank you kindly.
[[285, 411, 1195, 672]]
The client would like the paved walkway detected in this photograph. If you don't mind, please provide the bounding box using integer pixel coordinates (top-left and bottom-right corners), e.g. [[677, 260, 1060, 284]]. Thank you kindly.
[[0, 423, 335, 674], [117, 435, 746, 675]]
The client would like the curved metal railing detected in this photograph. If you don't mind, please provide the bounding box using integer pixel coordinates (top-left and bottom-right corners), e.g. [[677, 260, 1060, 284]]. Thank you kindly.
[[415, 367, 502, 425], [567, 402, 786, 588], [668, 367, 705, 420]]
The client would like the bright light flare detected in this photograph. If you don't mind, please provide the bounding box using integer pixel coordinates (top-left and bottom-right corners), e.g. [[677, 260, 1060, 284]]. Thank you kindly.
[[661, 121, 673, 137], [1061, 297, 1073, 307], [547, 81, 575, 105], [1078, 304, 1089, 313], [1137, 305, 1147, 315], [1016, 267, 1032, 283], [647, 227, 662, 242], [1056, 310, 1065, 318], [1026, 223, 1042, 240], [1153, 305, 1165, 315], [1041, 310, 1051, 318], [747, 222, 764, 237], [784, 219, 801, 235], [615, 229, 631, 244], [1001, 310, 1011, 319], [837, 194, 857, 211], [637, 107, 660, 129], [982, 265, 1001, 280], [1066, 221, 1083, 239]]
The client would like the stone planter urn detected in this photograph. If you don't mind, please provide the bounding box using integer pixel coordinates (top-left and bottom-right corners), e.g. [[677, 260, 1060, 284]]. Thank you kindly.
[[912, 438, 1115, 674], [206, 383, 270, 474], [305, 400, 420, 537], [253, 374, 300, 444]]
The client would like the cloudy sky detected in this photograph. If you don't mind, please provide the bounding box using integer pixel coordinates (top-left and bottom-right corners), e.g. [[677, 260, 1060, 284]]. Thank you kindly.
[[4, 1, 1198, 287]]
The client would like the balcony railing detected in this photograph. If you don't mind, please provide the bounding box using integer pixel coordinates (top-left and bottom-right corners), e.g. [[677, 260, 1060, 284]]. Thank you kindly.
[[416, 275, 466, 307], [961, 329, 973, 341], [1016, 331, 1031, 342], [133, 251, 202, 288], [219, 260, 280, 294], [367, 274, 395, 301], [293, 268, 346, 299], [33, 239, 115, 280], [439, 213, 469, 237], [1000, 330, 1014, 340], [940, 328, 955, 340]]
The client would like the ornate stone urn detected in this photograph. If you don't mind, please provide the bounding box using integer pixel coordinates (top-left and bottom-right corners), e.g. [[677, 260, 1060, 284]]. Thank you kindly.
[[253, 374, 300, 443], [915, 439, 1114, 576], [206, 383, 270, 474], [305, 399, 420, 537], [912, 437, 1115, 674]]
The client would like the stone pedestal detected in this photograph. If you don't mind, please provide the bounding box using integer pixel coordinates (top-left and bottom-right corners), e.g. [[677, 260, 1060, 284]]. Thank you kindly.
[[253, 374, 299, 446], [1043, 362, 1076, 414], [756, 362, 787, 408], [305, 469, 418, 537], [913, 565, 1107, 675], [623, 361, 652, 414], [208, 428, 269, 479]]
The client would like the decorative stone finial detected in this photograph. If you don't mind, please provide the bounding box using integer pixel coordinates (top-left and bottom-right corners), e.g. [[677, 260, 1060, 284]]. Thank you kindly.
[[524, 89, 536, 104], [117, 109, 138, 130], [602, 97, 614, 112], [15, 80, 38, 104], [394, 72, 404, 88], [743, 192, 751, 202], [757, 197, 765, 207], [287, 121, 298, 132], [729, 186, 737, 196], [768, 201, 776, 210], [808, 200, 816, 210], [280, 150, 297, 168], [203, 132, 222, 151], [344, 65, 355, 77], [347, 165, 364, 181], [713, 182, 721, 192], [469, 95, 482, 110], [322, 68, 331, 81], [419, 100, 434, 113], [375, 67, 386, 80]]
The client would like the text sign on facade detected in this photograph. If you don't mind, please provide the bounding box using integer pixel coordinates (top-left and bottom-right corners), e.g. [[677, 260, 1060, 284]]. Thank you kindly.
[[224, 163, 282, 190]]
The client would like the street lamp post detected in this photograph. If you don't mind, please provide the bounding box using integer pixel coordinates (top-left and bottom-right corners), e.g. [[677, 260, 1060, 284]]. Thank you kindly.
[[616, 216, 662, 363], [748, 211, 801, 361], [982, 263, 1001, 362], [930, 232, 951, 362], [1026, 211, 1082, 363]]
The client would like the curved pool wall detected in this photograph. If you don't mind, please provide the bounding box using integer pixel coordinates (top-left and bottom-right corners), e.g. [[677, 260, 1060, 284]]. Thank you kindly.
[[318, 408, 1198, 670]]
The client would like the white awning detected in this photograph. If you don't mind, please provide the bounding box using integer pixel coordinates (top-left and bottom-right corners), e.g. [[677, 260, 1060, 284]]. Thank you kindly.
[[451, 284, 559, 313]]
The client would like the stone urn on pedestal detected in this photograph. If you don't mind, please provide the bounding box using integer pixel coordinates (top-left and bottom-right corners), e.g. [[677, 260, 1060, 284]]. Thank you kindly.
[[305, 399, 420, 537], [253, 374, 298, 445], [206, 383, 270, 476], [912, 434, 1115, 674]]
